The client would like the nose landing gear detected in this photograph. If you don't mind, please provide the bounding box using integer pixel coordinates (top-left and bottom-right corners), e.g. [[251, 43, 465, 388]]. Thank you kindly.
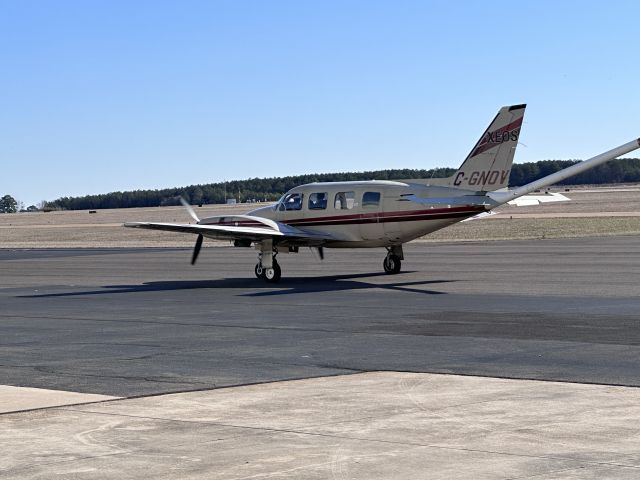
[[255, 258, 281, 282], [263, 261, 281, 282], [255, 240, 282, 283]]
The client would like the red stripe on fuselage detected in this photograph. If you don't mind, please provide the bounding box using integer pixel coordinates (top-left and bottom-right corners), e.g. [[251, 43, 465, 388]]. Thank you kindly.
[[285, 206, 484, 227]]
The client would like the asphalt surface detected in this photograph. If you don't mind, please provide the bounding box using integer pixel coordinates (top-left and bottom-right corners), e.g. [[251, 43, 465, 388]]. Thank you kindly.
[[1, 236, 639, 397]]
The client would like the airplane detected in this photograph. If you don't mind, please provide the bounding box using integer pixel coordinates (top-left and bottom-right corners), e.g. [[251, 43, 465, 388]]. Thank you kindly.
[[125, 104, 640, 282]]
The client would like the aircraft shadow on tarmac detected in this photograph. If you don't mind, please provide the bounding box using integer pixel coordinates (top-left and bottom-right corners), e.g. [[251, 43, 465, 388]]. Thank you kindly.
[[19, 272, 454, 298]]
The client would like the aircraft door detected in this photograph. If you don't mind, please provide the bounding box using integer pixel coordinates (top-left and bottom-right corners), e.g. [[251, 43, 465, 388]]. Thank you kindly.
[[359, 191, 385, 241], [382, 193, 403, 243]]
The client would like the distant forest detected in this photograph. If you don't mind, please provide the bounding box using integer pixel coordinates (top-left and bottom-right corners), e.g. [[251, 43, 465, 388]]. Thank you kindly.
[[47, 158, 640, 210]]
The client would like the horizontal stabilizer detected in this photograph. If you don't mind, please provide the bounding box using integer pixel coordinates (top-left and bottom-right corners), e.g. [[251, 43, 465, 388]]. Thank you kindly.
[[507, 192, 569, 206], [461, 211, 497, 222]]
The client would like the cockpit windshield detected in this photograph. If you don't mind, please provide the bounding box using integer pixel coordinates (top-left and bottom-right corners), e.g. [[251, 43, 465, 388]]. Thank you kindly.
[[278, 192, 303, 211]]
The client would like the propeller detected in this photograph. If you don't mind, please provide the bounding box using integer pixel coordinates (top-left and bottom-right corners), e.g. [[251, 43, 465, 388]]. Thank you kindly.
[[191, 234, 203, 265], [179, 197, 203, 265], [179, 196, 200, 223]]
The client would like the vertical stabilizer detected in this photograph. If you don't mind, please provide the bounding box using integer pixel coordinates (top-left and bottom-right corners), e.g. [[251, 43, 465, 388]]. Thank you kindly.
[[449, 104, 526, 191]]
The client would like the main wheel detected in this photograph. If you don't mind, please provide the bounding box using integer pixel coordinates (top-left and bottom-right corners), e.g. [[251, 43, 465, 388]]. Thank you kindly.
[[254, 263, 265, 279], [383, 254, 402, 274], [263, 259, 282, 283]]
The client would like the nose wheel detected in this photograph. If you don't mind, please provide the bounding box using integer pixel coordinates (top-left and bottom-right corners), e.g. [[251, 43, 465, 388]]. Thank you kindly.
[[263, 261, 281, 282], [255, 250, 281, 283]]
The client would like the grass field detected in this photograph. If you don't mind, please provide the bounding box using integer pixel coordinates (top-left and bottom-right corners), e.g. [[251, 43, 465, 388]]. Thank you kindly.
[[1, 185, 640, 248]]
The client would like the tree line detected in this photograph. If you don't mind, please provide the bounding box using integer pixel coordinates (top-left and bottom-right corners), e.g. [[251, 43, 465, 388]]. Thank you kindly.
[[35, 157, 640, 211]]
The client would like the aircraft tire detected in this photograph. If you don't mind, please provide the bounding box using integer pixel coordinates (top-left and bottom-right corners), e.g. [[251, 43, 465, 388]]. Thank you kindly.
[[263, 260, 282, 283], [383, 254, 401, 274], [254, 263, 265, 279]]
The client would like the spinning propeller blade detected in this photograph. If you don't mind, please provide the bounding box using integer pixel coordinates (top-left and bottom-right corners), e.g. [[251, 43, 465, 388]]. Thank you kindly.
[[179, 196, 200, 223]]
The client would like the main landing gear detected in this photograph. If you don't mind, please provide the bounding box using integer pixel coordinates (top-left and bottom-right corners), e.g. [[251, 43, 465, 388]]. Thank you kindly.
[[383, 245, 404, 275]]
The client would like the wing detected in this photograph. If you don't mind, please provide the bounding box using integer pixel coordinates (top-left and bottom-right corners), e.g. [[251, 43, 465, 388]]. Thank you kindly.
[[124, 214, 334, 245]]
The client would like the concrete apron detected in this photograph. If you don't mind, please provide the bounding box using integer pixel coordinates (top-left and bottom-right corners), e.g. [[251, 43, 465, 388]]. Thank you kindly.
[[0, 385, 118, 413], [2, 372, 640, 479]]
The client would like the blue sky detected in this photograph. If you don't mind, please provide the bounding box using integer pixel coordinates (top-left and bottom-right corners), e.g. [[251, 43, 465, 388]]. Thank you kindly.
[[2, 1, 639, 206]]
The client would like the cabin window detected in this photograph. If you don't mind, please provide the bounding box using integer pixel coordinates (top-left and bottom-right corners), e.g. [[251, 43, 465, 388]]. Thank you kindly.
[[308, 192, 328, 210], [362, 191, 381, 207], [279, 192, 303, 211], [334, 191, 356, 210]]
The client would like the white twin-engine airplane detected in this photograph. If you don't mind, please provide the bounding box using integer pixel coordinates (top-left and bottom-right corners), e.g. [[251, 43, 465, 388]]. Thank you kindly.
[[125, 104, 640, 282]]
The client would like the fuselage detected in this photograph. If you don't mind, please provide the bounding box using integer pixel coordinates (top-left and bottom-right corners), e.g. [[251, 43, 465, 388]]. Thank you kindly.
[[244, 180, 489, 247]]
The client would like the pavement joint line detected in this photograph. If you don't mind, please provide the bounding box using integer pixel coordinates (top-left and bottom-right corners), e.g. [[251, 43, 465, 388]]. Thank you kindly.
[[0, 372, 366, 416], [3, 365, 640, 406], [30, 407, 640, 471], [5, 369, 640, 416], [383, 369, 640, 389], [0, 396, 127, 417]]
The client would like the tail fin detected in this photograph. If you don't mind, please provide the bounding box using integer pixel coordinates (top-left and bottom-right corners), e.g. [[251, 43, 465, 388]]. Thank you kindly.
[[449, 104, 526, 191]]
